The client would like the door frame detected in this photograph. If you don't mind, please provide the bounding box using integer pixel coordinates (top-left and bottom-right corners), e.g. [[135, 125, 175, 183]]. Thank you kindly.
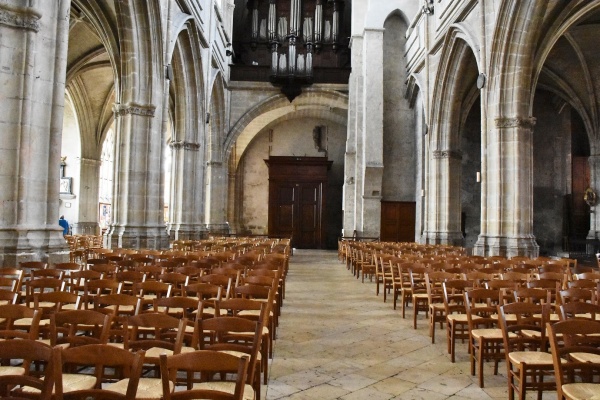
[[265, 156, 332, 248]]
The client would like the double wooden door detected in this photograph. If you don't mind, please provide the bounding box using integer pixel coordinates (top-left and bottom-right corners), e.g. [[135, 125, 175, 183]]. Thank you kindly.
[[380, 201, 416, 242], [266, 157, 332, 249]]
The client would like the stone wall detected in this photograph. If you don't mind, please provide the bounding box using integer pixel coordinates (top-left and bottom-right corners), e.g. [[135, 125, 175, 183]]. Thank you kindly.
[[240, 118, 346, 248]]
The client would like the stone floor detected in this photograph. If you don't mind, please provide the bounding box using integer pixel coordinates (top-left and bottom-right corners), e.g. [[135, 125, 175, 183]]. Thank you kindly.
[[262, 249, 558, 400]]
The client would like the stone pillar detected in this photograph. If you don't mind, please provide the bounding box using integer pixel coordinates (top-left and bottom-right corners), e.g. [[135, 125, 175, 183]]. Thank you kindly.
[[342, 36, 360, 237], [166, 141, 204, 240], [205, 161, 229, 235], [423, 150, 464, 245], [357, 29, 384, 238], [0, 0, 71, 266], [105, 104, 169, 249], [72, 157, 101, 235], [474, 117, 539, 257], [586, 154, 600, 244]]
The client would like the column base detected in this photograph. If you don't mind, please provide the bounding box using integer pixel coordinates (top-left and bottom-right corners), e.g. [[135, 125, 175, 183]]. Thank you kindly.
[[205, 223, 231, 236], [105, 225, 170, 250], [422, 230, 464, 247], [0, 229, 70, 266], [72, 222, 100, 236], [166, 224, 208, 241], [473, 234, 539, 257]]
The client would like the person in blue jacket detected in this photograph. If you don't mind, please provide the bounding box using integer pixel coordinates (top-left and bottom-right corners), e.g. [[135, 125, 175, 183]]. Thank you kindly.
[[59, 215, 69, 236]]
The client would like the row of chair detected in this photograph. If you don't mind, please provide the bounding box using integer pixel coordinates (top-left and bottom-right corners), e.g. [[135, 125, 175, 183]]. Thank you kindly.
[[339, 240, 600, 399]]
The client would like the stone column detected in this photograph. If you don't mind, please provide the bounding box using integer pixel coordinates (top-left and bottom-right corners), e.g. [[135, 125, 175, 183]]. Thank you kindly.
[[72, 157, 101, 235], [166, 141, 204, 240], [474, 117, 539, 257], [586, 154, 600, 243], [105, 103, 169, 249], [423, 150, 464, 245], [0, 0, 71, 266], [342, 35, 361, 237], [205, 161, 229, 234], [358, 28, 384, 238]]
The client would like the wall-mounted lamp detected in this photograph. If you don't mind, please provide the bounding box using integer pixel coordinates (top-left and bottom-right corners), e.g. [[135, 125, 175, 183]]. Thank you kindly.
[[205, 112, 210, 124], [421, 189, 425, 197], [476, 172, 481, 183]]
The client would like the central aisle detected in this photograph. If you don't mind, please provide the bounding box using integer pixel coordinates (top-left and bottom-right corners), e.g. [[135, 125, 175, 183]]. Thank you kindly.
[[263, 250, 555, 400]]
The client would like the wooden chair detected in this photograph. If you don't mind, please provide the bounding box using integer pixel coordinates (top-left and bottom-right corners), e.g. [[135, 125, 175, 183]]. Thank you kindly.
[[198, 314, 263, 399], [409, 265, 430, 329], [498, 302, 554, 400], [548, 319, 600, 400], [0, 339, 55, 400], [217, 299, 271, 384], [425, 271, 455, 342], [124, 312, 188, 398], [153, 297, 200, 349], [53, 344, 145, 399], [358, 248, 377, 283], [443, 280, 474, 363], [464, 288, 504, 388], [160, 350, 249, 400]]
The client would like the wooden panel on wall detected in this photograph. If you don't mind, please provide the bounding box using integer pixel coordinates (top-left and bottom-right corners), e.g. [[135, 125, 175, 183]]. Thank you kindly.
[[266, 157, 332, 249], [380, 201, 416, 242]]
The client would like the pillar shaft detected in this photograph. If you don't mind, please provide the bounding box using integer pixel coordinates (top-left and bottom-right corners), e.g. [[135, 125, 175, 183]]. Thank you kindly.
[[0, 0, 71, 265]]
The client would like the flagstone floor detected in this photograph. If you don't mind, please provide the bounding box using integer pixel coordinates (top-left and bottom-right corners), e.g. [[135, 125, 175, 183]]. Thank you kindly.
[[263, 249, 558, 400]]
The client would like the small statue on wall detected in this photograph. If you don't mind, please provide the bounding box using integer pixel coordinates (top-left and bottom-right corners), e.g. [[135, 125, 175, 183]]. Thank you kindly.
[[584, 187, 597, 207]]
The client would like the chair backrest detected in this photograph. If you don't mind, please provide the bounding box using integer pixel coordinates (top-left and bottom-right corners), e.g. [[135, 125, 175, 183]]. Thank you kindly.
[[0, 304, 41, 339], [0, 339, 55, 400], [127, 313, 186, 355], [498, 302, 550, 354], [34, 290, 82, 317], [547, 319, 600, 400], [512, 287, 552, 304], [558, 287, 595, 305], [54, 344, 145, 400], [558, 301, 600, 321], [160, 350, 249, 400], [50, 309, 112, 347], [464, 288, 501, 329]]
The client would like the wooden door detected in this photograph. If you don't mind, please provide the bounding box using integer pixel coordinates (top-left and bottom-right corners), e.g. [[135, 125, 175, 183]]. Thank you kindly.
[[266, 157, 331, 249], [380, 201, 416, 242], [570, 157, 590, 238]]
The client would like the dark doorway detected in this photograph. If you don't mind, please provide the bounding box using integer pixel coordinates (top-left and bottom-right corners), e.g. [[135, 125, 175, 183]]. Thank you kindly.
[[265, 157, 332, 249]]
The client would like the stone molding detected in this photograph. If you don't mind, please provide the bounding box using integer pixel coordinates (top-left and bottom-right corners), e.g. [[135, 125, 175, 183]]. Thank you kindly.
[[0, 4, 40, 32], [432, 150, 462, 160], [169, 141, 201, 151], [79, 157, 102, 167], [494, 116, 536, 129], [113, 103, 156, 117]]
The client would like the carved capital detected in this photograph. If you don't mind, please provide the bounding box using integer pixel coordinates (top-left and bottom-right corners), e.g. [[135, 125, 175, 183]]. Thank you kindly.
[[113, 103, 156, 117], [0, 4, 41, 32], [169, 141, 201, 151], [432, 150, 462, 160], [495, 116, 536, 129]]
